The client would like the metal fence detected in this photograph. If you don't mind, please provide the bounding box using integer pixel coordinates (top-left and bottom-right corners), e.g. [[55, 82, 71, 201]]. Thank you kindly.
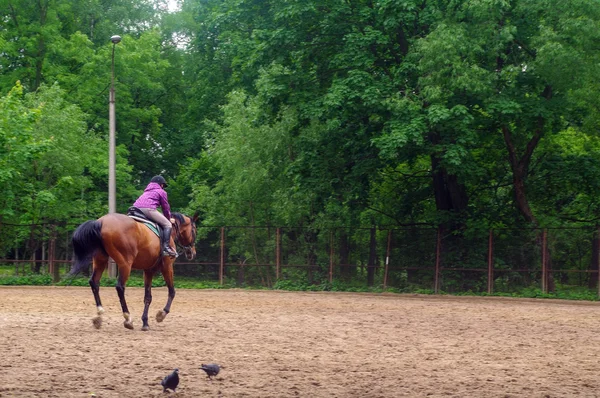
[[1, 223, 599, 296]]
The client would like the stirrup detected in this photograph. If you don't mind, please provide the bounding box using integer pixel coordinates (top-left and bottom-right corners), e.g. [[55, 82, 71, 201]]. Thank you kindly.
[[162, 247, 178, 258]]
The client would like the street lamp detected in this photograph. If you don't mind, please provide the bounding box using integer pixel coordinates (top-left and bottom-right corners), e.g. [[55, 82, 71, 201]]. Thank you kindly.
[[108, 34, 121, 216], [108, 35, 121, 278]]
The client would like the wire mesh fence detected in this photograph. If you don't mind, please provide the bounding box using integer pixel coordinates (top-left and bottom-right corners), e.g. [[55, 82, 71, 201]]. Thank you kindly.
[[1, 222, 599, 296]]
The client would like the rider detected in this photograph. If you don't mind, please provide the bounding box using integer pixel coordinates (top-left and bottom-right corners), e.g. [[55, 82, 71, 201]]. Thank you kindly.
[[133, 175, 178, 257]]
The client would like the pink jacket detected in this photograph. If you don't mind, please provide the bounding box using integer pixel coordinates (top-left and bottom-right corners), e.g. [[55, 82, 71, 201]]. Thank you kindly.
[[133, 182, 172, 219]]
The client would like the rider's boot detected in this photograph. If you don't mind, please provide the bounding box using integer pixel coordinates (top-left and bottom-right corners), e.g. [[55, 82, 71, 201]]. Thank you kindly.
[[161, 227, 177, 258]]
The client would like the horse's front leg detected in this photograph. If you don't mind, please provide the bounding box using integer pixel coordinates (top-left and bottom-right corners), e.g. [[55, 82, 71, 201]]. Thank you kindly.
[[156, 261, 175, 323], [115, 267, 133, 330], [141, 270, 153, 331]]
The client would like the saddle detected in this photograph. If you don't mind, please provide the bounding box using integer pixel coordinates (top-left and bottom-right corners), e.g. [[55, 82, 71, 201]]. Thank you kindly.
[[127, 206, 160, 237]]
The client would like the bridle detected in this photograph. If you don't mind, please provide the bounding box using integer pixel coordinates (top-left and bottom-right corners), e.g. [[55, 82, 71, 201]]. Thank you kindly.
[[172, 216, 197, 258]]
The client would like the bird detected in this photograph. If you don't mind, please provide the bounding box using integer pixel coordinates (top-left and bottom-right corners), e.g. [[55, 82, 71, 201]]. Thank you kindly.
[[200, 363, 221, 379], [161, 368, 179, 393]]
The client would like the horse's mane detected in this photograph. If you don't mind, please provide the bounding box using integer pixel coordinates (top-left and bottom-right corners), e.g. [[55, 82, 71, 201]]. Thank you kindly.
[[172, 212, 196, 241], [172, 212, 185, 224]]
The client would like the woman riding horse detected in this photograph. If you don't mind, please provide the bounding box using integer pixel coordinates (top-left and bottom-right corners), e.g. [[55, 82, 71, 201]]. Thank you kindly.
[[132, 175, 178, 258], [70, 205, 198, 331]]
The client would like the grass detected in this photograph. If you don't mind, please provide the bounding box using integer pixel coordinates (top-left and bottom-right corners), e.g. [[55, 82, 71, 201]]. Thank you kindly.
[[0, 265, 598, 301]]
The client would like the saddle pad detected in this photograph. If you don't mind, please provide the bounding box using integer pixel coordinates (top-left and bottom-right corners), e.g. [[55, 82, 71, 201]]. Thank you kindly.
[[128, 215, 160, 237]]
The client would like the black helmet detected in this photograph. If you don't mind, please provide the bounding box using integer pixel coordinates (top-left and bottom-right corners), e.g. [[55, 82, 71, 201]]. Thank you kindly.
[[150, 175, 168, 187]]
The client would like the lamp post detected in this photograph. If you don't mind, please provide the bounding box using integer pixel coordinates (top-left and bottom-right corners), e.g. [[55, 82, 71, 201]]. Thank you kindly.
[[108, 34, 121, 278], [109, 35, 121, 215]]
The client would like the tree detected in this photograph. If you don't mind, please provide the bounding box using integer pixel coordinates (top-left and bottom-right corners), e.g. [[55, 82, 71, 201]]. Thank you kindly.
[[0, 0, 159, 93], [0, 82, 126, 262], [412, 0, 600, 227]]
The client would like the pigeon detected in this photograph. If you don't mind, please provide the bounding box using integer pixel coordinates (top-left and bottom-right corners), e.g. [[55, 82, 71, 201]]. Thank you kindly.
[[161, 368, 179, 392], [200, 363, 221, 379]]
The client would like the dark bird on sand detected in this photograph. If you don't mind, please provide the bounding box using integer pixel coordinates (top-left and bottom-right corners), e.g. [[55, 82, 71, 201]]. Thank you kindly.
[[161, 368, 179, 392], [200, 363, 221, 379]]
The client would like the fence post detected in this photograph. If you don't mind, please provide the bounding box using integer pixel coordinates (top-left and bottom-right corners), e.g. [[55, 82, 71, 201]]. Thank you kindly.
[[597, 227, 600, 298], [50, 237, 59, 283], [48, 237, 54, 279], [383, 230, 392, 289], [276, 227, 281, 281], [219, 227, 225, 286], [434, 226, 442, 294], [14, 236, 19, 276], [541, 229, 548, 294], [328, 231, 333, 283], [487, 229, 494, 295]]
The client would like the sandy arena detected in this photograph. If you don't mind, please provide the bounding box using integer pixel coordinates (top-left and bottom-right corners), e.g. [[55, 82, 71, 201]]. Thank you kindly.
[[1, 286, 600, 397]]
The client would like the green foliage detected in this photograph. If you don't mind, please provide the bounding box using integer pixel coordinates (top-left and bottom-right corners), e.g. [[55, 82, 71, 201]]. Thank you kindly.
[[0, 83, 111, 226], [273, 279, 381, 293], [0, 274, 53, 286], [55, 275, 227, 289], [2, 0, 600, 298], [0, 264, 597, 301], [194, 90, 305, 227]]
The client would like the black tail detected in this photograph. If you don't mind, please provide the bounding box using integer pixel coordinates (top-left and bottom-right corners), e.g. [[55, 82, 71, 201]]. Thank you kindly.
[[70, 220, 105, 276]]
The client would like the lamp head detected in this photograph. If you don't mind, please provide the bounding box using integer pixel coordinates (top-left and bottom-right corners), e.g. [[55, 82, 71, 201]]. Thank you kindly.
[[110, 35, 122, 44]]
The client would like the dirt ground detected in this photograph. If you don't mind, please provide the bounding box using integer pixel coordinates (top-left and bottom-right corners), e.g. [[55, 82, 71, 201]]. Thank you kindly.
[[1, 287, 600, 397]]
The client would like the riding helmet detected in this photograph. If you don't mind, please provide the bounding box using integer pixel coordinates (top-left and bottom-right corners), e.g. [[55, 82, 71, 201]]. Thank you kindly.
[[150, 175, 168, 187]]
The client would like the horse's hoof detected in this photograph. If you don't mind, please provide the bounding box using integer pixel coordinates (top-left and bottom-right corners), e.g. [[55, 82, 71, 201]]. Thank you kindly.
[[92, 316, 102, 329], [141, 325, 150, 331], [124, 321, 134, 330], [156, 310, 167, 322]]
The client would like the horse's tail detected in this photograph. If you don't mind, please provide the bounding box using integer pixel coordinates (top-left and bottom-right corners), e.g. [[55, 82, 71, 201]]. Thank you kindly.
[[69, 220, 105, 276]]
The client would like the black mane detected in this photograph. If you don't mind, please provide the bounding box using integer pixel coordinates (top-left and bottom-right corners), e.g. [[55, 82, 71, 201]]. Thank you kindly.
[[172, 212, 196, 241]]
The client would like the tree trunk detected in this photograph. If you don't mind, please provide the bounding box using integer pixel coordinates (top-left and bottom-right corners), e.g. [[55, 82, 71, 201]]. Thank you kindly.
[[501, 86, 552, 226], [429, 135, 469, 218], [429, 133, 470, 289], [501, 86, 555, 290], [367, 227, 377, 286], [589, 229, 599, 289], [506, 150, 538, 225]]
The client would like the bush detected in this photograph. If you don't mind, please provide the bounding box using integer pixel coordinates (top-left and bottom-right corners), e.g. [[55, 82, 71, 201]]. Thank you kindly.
[[0, 274, 53, 286], [0, 271, 598, 302]]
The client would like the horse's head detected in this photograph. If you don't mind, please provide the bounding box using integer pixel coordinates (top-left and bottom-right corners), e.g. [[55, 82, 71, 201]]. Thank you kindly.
[[172, 212, 198, 260]]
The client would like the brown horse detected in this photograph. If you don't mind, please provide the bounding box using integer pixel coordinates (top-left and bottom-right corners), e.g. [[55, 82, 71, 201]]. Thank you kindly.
[[70, 212, 198, 331]]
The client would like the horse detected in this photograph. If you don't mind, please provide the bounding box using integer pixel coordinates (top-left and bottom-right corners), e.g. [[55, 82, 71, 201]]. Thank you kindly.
[[69, 211, 198, 331]]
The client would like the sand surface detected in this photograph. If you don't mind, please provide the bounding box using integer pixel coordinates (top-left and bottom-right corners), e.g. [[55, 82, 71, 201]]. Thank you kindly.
[[1, 286, 600, 397]]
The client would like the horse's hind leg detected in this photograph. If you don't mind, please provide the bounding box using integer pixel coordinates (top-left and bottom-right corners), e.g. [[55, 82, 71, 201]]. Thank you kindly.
[[90, 253, 108, 329], [115, 264, 134, 330]]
